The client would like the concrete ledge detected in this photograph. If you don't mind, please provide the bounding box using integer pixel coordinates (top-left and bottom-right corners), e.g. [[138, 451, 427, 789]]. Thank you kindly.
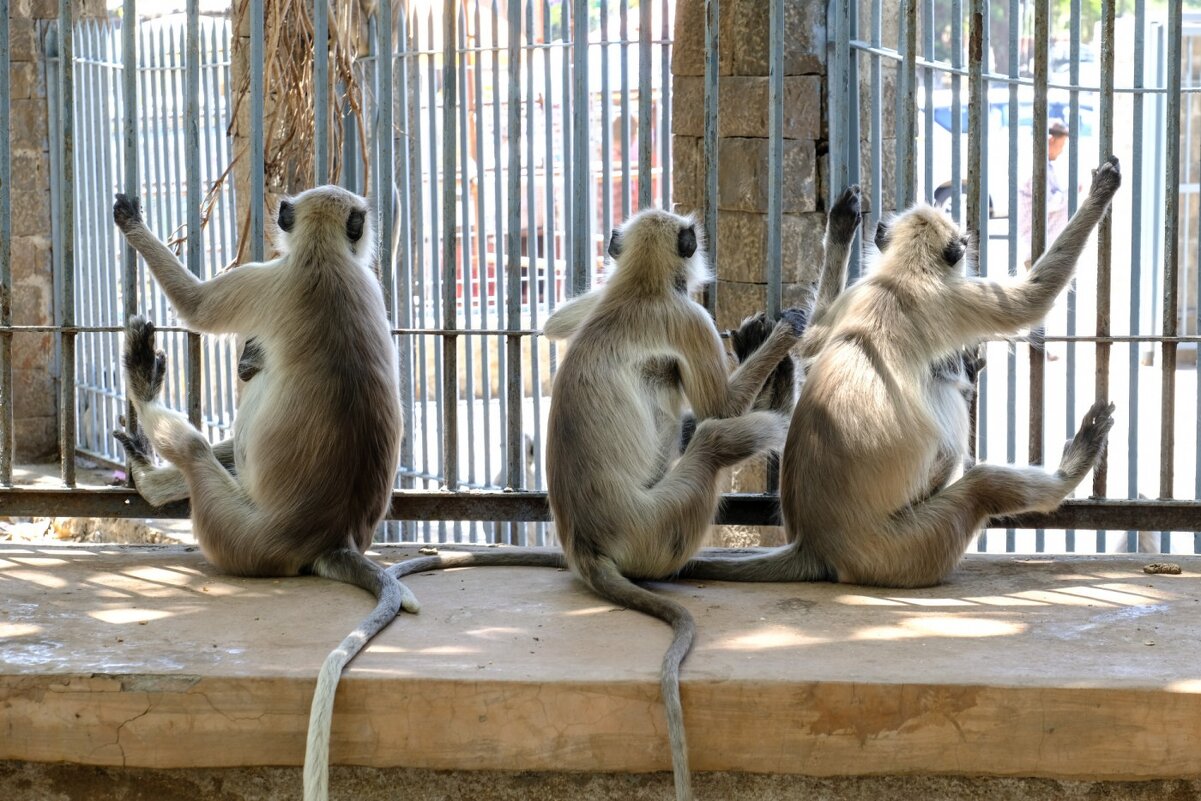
[[2, 545, 1200, 783]]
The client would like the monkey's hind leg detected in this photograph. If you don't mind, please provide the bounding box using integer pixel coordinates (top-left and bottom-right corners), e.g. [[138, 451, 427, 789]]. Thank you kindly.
[[834, 401, 1116, 589]]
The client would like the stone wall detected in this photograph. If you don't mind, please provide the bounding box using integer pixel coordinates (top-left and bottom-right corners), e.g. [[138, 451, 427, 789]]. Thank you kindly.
[[7, 0, 105, 462], [671, 0, 829, 546]]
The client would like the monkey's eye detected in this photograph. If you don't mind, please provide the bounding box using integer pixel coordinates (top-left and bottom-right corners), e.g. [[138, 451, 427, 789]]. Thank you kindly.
[[347, 209, 366, 243], [607, 228, 622, 259], [278, 200, 295, 233]]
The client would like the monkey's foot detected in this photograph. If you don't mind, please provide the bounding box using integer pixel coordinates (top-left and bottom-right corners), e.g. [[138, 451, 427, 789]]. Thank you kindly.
[[693, 410, 788, 464], [829, 184, 863, 244], [113, 193, 144, 232], [113, 426, 154, 463], [1058, 400, 1116, 483], [1089, 156, 1121, 200], [123, 316, 167, 403]]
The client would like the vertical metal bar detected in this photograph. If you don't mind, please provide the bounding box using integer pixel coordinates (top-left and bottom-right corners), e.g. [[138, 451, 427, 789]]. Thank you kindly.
[[59, 0, 76, 487], [844, 0, 860, 280], [619, 0, 631, 219], [828, 0, 846, 203], [1161, 0, 1182, 504], [0, 0, 11, 485], [660, 0, 670, 210], [1029, 0, 1048, 487], [950, 0, 962, 223], [1066, 0, 1080, 553], [313, 0, 329, 183], [702, 0, 718, 314], [572, 0, 590, 293], [396, 9, 416, 539], [868, 0, 881, 283], [505, 0, 523, 536], [767, 0, 782, 319], [120, 10, 139, 453], [1092, 0, 1115, 508], [250, 0, 264, 261], [186, 0, 202, 430], [471, 0, 490, 508], [600, 0, 611, 256], [1029, 0, 1048, 552], [637, 0, 651, 210], [898, 0, 917, 208], [968, 0, 991, 549], [1129, 0, 1146, 552], [921, 0, 933, 205], [457, 7, 476, 501], [442, 0, 459, 492]]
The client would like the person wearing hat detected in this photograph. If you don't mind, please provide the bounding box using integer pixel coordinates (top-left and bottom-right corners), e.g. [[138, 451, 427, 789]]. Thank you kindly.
[[1018, 119, 1074, 360], [1018, 118, 1072, 270]]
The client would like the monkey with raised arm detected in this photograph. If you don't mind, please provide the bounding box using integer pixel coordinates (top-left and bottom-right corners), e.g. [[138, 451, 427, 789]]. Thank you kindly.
[[391, 206, 820, 801], [112, 186, 413, 801], [681, 156, 1123, 588]]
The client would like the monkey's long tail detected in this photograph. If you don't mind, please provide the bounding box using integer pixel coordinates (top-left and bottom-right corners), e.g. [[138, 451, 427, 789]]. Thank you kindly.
[[303, 549, 419, 801], [675, 542, 832, 582], [386, 547, 566, 577], [583, 555, 696, 801]]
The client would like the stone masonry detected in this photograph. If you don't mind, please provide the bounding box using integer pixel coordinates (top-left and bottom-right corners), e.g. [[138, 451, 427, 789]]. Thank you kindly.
[[671, 0, 829, 546], [7, 0, 104, 461]]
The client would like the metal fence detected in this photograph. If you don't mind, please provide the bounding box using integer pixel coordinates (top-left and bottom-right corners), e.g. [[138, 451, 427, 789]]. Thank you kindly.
[[1, 0, 1199, 552]]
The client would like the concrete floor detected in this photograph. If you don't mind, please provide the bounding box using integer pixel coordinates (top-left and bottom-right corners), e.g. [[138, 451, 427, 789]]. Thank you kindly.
[[2, 545, 1200, 799]]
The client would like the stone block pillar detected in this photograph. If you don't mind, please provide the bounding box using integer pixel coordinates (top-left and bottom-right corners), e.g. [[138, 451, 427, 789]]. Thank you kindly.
[[671, 0, 829, 546]]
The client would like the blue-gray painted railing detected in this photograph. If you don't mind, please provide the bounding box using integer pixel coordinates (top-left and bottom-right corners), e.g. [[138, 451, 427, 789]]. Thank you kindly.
[[9, 0, 1201, 555]]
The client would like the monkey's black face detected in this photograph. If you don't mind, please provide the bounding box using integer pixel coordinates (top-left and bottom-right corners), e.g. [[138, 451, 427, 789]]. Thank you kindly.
[[942, 233, 970, 268]]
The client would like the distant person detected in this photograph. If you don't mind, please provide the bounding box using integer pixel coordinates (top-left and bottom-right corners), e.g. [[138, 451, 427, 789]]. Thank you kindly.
[[1018, 119, 1072, 269], [1018, 119, 1077, 361]]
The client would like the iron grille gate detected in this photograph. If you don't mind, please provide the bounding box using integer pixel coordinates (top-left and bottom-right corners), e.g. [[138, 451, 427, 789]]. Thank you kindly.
[[0, 0, 1198, 550]]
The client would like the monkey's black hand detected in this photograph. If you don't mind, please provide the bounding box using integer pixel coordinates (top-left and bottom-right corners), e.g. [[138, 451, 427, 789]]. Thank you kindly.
[[730, 312, 774, 362], [1088, 156, 1121, 199], [113, 193, 143, 231], [123, 316, 167, 403], [828, 184, 862, 244], [778, 307, 808, 338]]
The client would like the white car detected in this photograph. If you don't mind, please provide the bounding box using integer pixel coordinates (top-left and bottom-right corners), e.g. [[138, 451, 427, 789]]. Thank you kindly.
[[917, 86, 1097, 219]]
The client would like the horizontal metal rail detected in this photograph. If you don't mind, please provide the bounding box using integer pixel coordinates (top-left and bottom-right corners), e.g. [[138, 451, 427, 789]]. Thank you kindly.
[[0, 489, 1197, 531]]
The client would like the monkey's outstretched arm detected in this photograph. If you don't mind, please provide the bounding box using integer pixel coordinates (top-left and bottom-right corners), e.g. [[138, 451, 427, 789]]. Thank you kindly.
[[678, 311, 799, 420], [950, 157, 1120, 336], [113, 194, 283, 334], [813, 185, 863, 322]]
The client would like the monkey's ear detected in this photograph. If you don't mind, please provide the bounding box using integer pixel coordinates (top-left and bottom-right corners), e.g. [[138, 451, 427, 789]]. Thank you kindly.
[[874, 219, 891, 252], [347, 209, 366, 242], [607, 228, 622, 260], [278, 200, 295, 233], [942, 236, 967, 267], [677, 225, 698, 259]]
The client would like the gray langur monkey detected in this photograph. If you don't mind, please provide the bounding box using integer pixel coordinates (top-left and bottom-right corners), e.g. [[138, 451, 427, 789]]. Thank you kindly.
[[680, 156, 1124, 588], [390, 208, 808, 801], [111, 186, 414, 801]]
